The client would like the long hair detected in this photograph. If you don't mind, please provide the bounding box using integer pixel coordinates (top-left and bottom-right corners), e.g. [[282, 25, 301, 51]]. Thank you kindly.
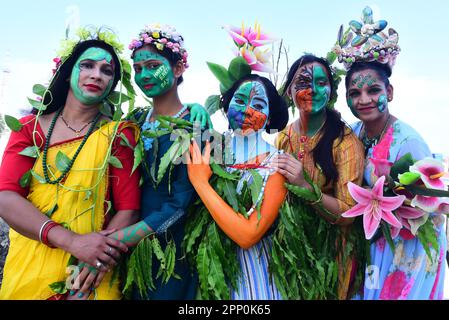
[[220, 74, 289, 132], [282, 54, 347, 185], [39, 39, 122, 115]]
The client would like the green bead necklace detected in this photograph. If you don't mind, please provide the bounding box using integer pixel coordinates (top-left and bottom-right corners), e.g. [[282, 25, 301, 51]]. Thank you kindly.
[[42, 108, 102, 185]]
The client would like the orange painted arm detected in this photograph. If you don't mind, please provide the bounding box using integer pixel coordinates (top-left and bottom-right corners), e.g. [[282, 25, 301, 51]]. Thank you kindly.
[[187, 141, 287, 249]]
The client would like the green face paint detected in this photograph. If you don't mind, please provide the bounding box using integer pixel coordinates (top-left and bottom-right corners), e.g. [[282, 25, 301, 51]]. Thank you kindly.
[[377, 94, 388, 112], [347, 97, 359, 117], [352, 73, 377, 89], [311, 65, 331, 114], [70, 47, 114, 105], [133, 50, 175, 98]]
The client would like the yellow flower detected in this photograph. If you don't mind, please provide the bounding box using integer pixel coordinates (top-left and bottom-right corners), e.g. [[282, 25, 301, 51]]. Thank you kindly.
[[155, 43, 164, 51], [152, 32, 160, 39]]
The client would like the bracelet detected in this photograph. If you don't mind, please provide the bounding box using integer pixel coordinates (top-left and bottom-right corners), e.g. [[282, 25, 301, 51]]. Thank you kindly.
[[38, 220, 53, 243], [41, 221, 60, 248], [309, 189, 323, 206]]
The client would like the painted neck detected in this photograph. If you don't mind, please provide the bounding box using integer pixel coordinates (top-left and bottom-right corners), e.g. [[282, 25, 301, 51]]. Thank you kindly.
[[151, 85, 183, 118], [299, 108, 327, 136], [63, 89, 101, 124], [231, 130, 274, 164]]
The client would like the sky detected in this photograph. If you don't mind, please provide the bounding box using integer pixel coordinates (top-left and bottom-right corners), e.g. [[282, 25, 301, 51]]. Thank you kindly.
[[1, 0, 449, 158]]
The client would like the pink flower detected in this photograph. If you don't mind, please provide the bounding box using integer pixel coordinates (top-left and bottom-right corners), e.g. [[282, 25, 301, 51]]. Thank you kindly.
[[166, 42, 174, 48], [390, 205, 426, 238], [410, 158, 446, 190], [144, 37, 153, 44], [159, 38, 168, 44], [239, 46, 274, 73], [342, 176, 405, 239], [411, 195, 443, 213], [370, 158, 393, 177], [223, 23, 276, 48], [379, 271, 409, 300]]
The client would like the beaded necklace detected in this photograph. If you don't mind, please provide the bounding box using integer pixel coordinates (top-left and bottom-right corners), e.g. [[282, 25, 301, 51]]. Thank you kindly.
[[42, 108, 102, 185], [360, 114, 391, 155]]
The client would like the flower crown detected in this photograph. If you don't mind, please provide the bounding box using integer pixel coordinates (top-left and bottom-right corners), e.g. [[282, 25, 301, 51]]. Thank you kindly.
[[128, 23, 189, 68], [332, 6, 400, 70]]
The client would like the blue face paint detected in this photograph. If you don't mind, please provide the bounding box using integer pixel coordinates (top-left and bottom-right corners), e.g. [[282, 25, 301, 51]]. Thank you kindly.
[[227, 80, 269, 133], [377, 94, 388, 112]]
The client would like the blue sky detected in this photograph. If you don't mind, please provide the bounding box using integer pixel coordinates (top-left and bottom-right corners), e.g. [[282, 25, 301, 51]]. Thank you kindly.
[[1, 0, 449, 156]]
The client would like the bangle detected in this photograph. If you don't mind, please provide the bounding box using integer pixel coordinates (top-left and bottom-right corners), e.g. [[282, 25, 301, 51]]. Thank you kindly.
[[38, 220, 53, 243], [41, 221, 60, 248], [309, 189, 323, 206]]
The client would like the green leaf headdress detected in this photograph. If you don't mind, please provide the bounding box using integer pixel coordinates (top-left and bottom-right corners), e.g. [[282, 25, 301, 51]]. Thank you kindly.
[[33, 26, 135, 115]]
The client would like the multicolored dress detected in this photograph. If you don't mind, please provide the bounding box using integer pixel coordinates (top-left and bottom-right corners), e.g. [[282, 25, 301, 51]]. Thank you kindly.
[[0, 115, 141, 300], [275, 124, 365, 299], [352, 119, 447, 300], [230, 150, 283, 300]]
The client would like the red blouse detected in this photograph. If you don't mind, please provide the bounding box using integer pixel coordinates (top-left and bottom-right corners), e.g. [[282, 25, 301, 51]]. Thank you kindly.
[[0, 115, 141, 211]]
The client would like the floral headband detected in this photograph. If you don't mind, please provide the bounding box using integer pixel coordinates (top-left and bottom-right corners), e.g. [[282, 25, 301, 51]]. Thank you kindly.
[[332, 6, 400, 70], [128, 23, 189, 68]]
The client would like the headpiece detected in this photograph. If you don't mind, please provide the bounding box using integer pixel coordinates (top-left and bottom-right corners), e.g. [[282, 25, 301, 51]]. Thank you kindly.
[[204, 22, 276, 114], [332, 6, 400, 70], [36, 26, 134, 114], [128, 23, 189, 68]]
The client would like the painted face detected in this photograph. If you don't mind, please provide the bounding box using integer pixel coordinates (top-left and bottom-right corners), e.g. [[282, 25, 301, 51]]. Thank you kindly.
[[346, 69, 390, 120], [70, 47, 115, 105], [133, 49, 175, 97], [227, 80, 269, 134], [290, 62, 331, 114]]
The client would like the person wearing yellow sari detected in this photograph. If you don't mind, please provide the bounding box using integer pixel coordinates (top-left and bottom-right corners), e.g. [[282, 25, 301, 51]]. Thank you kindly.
[[0, 29, 140, 300]]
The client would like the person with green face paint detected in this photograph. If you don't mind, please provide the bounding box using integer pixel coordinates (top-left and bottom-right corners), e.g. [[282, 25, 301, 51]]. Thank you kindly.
[[273, 54, 365, 299], [0, 29, 142, 300]]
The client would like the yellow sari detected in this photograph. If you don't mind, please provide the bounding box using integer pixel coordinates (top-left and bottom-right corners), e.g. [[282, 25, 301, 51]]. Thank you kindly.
[[0, 121, 137, 300]]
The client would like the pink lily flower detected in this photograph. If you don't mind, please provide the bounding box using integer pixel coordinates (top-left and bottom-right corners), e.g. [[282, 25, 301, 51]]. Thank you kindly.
[[436, 199, 449, 214], [223, 23, 276, 48], [390, 205, 427, 238], [370, 158, 393, 177], [342, 176, 405, 240], [411, 195, 443, 213], [239, 46, 274, 73], [409, 158, 446, 190]]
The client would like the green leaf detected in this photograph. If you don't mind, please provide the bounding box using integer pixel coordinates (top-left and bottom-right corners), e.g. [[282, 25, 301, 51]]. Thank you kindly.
[[390, 153, 415, 180], [249, 169, 263, 209], [196, 240, 211, 300], [285, 183, 316, 202], [326, 51, 337, 64], [398, 172, 421, 185], [210, 162, 239, 180], [108, 91, 130, 105], [83, 190, 92, 201], [157, 115, 192, 127], [19, 170, 32, 188], [404, 184, 449, 198], [113, 105, 123, 121], [228, 57, 251, 81], [157, 138, 183, 184], [108, 155, 123, 169], [206, 62, 234, 93], [32, 84, 47, 97], [119, 133, 133, 149], [18, 146, 40, 158], [132, 141, 143, 174], [204, 95, 221, 116], [5, 115, 22, 132], [381, 222, 395, 253], [45, 203, 58, 218], [55, 151, 71, 173], [31, 170, 46, 184], [222, 179, 240, 212], [27, 98, 46, 111], [49, 281, 67, 294], [99, 102, 113, 118]]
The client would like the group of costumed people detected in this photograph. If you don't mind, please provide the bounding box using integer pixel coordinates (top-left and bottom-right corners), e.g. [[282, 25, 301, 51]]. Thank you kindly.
[[0, 6, 448, 300]]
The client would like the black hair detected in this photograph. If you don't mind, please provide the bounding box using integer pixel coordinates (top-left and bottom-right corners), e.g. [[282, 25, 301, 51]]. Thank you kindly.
[[39, 39, 122, 115], [282, 54, 347, 185], [131, 43, 184, 85], [345, 61, 392, 89], [220, 74, 288, 133]]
